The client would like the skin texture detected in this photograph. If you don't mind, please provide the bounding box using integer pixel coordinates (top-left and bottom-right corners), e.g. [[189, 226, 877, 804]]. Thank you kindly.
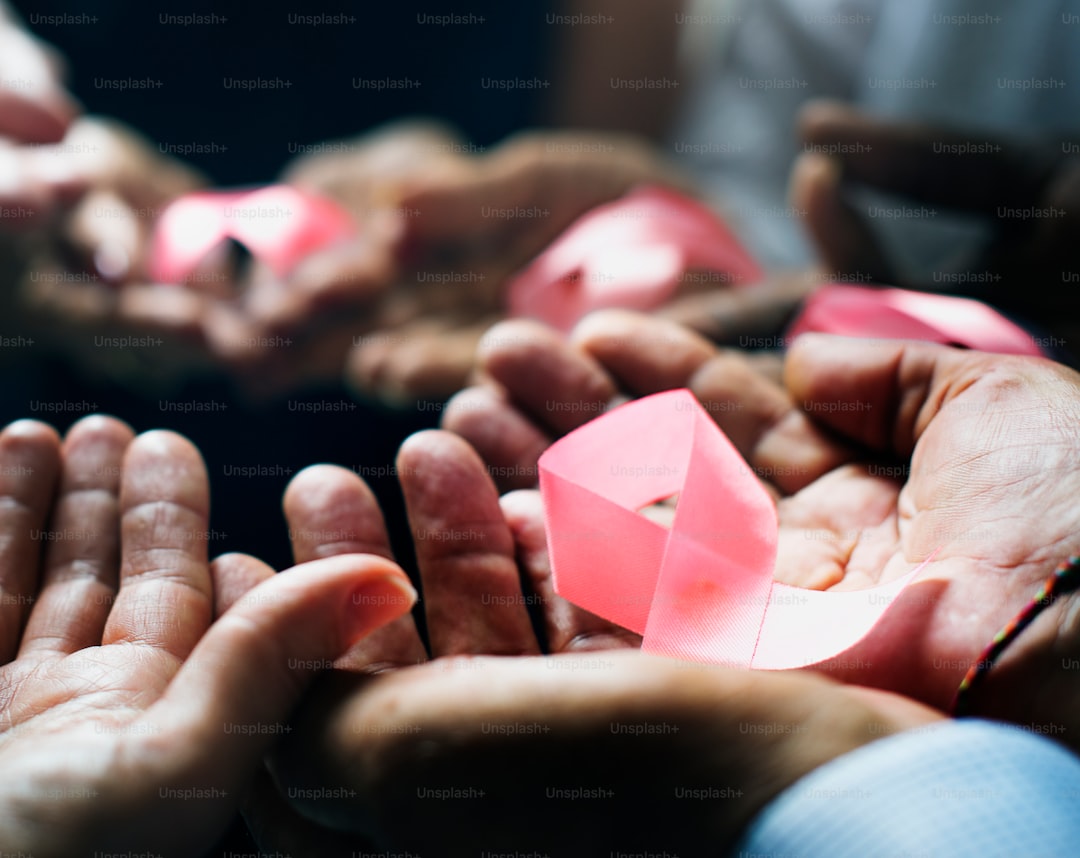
[[445, 315, 1080, 731], [247, 431, 943, 856], [0, 416, 416, 857]]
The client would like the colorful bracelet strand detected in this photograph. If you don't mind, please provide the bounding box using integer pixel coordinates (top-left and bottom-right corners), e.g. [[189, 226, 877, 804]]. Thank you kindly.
[[951, 554, 1080, 717]]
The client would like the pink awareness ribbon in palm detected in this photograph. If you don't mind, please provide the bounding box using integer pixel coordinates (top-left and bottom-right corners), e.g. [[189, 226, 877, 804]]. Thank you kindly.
[[539, 388, 930, 668]]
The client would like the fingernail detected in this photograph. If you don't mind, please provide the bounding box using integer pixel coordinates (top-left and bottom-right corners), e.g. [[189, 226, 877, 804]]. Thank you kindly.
[[345, 573, 417, 642]]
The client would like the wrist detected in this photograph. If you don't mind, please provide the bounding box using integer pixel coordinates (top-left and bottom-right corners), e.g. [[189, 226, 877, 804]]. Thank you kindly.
[[971, 586, 1080, 752]]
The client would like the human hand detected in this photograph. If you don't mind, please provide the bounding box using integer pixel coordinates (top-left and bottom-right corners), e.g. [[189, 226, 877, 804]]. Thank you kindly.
[[4, 117, 287, 391], [444, 311, 1080, 730], [253, 430, 941, 855], [0, 415, 415, 856], [336, 129, 704, 403], [792, 100, 1080, 326]]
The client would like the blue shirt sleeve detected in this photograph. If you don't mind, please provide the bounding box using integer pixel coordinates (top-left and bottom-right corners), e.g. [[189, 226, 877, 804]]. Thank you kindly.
[[733, 719, 1080, 857]]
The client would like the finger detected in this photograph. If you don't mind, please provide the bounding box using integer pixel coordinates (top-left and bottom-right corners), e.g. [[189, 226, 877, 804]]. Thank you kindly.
[[399, 430, 540, 656], [657, 272, 818, 345], [687, 350, 855, 494], [789, 152, 894, 283], [478, 319, 618, 435], [576, 311, 854, 493], [798, 99, 1059, 212], [442, 385, 549, 492], [0, 147, 56, 225], [0, 420, 62, 663], [0, 29, 77, 144], [784, 333, 980, 454], [348, 318, 494, 404], [65, 189, 143, 283], [0, 91, 72, 145], [143, 554, 416, 808], [210, 552, 275, 619], [284, 465, 394, 564], [571, 309, 715, 396], [501, 490, 641, 653], [18, 415, 134, 659], [283, 465, 426, 672], [103, 430, 213, 661]]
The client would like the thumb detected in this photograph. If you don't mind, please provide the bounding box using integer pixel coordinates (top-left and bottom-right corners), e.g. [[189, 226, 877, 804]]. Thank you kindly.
[[784, 333, 991, 455], [790, 150, 893, 284], [143, 552, 416, 780]]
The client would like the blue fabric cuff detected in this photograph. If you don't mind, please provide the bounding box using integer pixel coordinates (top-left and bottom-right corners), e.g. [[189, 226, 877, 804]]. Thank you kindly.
[[733, 718, 1080, 857]]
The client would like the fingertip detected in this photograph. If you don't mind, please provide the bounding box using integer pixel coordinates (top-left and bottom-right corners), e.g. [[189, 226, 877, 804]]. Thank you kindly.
[[477, 319, 553, 366], [344, 565, 418, 645], [784, 332, 847, 389], [790, 151, 841, 201], [1, 418, 62, 450], [440, 385, 500, 433], [121, 428, 209, 506], [129, 428, 200, 458], [65, 413, 135, 445], [569, 308, 643, 348], [797, 98, 860, 139], [285, 464, 369, 512], [397, 428, 476, 471]]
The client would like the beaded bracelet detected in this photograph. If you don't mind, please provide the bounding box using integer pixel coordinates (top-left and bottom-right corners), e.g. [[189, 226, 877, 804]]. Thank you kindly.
[[951, 554, 1080, 716]]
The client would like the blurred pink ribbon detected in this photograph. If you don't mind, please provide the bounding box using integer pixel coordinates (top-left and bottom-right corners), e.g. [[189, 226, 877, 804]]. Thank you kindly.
[[787, 284, 1043, 356], [507, 185, 763, 331], [540, 389, 928, 668], [150, 184, 354, 284]]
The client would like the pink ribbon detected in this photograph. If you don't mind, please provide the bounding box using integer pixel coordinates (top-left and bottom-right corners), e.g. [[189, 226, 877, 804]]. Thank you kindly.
[[506, 185, 763, 331], [540, 389, 927, 668], [150, 185, 355, 284], [787, 284, 1043, 356]]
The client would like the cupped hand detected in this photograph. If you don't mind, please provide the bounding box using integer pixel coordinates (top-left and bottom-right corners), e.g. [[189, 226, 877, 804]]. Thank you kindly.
[[0, 415, 415, 856], [252, 430, 941, 855], [444, 311, 1080, 729]]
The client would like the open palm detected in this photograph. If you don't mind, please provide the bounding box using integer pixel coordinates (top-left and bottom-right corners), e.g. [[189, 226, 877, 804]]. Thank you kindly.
[[0, 416, 415, 856], [444, 311, 1080, 716]]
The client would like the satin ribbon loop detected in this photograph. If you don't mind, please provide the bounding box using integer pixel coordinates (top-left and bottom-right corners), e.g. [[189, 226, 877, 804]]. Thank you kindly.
[[151, 184, 355, 284], [540, 389, 929, 669]]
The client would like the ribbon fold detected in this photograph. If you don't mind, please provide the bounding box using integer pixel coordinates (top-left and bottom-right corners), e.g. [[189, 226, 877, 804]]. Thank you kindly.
[[540, 389, 927, 669], [151, 184, 355, 284], [787, 284, 1043, 357], [507, 185, 762, 331]]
